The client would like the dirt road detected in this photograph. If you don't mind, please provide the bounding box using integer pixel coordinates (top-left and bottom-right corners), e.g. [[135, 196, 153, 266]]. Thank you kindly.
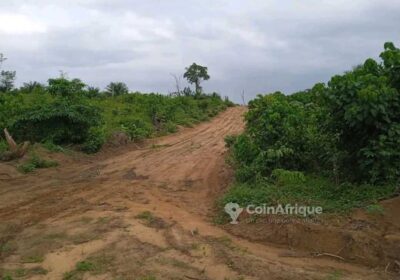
[[0, 107, 393, 279]]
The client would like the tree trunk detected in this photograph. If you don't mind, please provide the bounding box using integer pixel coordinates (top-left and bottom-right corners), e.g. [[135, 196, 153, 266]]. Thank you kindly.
[[1, 128, 30, 161]]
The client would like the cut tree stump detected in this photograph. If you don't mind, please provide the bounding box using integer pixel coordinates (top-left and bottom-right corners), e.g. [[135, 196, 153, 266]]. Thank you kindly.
[[1, 128, 30, 161]]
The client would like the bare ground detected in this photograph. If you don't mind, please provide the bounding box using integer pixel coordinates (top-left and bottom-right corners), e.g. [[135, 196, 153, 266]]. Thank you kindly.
[[0, 107, 399, 280]]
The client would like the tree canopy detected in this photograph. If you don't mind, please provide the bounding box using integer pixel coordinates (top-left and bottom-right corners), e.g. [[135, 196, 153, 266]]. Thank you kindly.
[[183, 63, 210, 95]]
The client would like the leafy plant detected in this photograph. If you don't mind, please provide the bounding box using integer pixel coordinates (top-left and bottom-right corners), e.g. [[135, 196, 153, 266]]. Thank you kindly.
[[48, 77, 86, 97], [82, 127, 106, 153], [17, 154, 58, 173], [9, 99, 102, 145]]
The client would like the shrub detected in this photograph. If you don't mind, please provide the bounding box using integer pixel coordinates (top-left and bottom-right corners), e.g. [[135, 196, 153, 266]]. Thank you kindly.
[[42, 141, 66, 153], [82, 127, 106, 153], [9, 99, 102, 145], [48, 77, 86, 97], [271, 169, 306, 185], [325, 46, 400, 183], [17, 154, 58, 173], [164, 121, 177, 133], [120, 118, 153, 141]]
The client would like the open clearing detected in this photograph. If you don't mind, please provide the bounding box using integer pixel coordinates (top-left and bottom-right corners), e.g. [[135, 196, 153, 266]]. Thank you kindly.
[[0, 107, 398, 280]]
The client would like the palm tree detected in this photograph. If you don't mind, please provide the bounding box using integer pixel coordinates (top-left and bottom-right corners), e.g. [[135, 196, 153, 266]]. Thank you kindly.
[[21, 81, 44, 93], [105, 82, 129, 97]]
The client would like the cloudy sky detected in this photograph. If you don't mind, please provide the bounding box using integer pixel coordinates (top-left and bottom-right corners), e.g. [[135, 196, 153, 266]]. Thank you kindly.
[[0, 0, 399, 102]]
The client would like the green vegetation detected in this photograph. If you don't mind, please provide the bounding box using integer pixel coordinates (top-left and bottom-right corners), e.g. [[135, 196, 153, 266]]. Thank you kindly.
[[63, 256, 113, 280], [135, 211, 155, 223], [0, 62, 233, 155], [0, 267, 47, 280], [224, 42, 400, 212], [365, 204, 385, 215], [184, 63, 210, 95], [21, 254, 44, 263], [17, 154, 58, 173]]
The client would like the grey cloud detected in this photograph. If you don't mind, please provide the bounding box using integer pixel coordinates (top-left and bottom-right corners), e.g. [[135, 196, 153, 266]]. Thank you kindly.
[[0, 0, 399, 103]]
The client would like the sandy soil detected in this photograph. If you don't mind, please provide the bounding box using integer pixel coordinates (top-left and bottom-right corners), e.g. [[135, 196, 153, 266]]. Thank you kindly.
[[0, 107, 398, 280]]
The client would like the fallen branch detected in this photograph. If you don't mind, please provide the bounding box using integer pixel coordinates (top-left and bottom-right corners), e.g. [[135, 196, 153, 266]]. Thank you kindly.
[[1, 128, 30, 161], [313, 252, 345, 261], [4, 128, 17, 151], [385, 262, 391, 273]]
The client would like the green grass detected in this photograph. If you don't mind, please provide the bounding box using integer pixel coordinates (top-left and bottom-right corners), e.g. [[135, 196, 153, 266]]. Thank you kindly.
[[135, 211, 155, 223], [17, 154, 58, 173], [63, 255, 113, 280], [365, 204, 385, 215], [0, 139, 8, 153], [76, 261, 95, 272], [0, 267, 47, 279], [21, 254, 44, 263], [42, 141, 68, 153], [222, 174, 397, 213], [324, 270, 343, 280]]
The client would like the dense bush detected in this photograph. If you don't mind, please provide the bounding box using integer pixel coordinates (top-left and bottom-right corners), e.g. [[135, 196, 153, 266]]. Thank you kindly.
[[325, 44, 400, 183], [0, 76, 232, 154], [224, 42, 400, 212], [8, 98, 102, 145], [230, 42, 400, 185]]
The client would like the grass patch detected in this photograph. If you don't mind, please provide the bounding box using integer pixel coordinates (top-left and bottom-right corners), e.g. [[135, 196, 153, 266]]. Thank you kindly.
[[134, 211, 167, 229], [324, 270, 343, 280], [222, 174, 397, 213], [0, 242, 17, 256], [76, 261, 95, 272], [135, 211, 155, 223], [21, 254, 44, 263], [1, 267, 48, 279], [95, 216, 111, 224], [365, 204, 385, 215], [17, 154, 58, 173], [42, 141, 69, 153], [63, 254, 114, 280], [69, 232, 98, 244]]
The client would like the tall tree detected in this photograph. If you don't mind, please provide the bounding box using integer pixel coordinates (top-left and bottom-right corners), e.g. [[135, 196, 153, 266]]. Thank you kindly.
[[183, 63, 210, 95]]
